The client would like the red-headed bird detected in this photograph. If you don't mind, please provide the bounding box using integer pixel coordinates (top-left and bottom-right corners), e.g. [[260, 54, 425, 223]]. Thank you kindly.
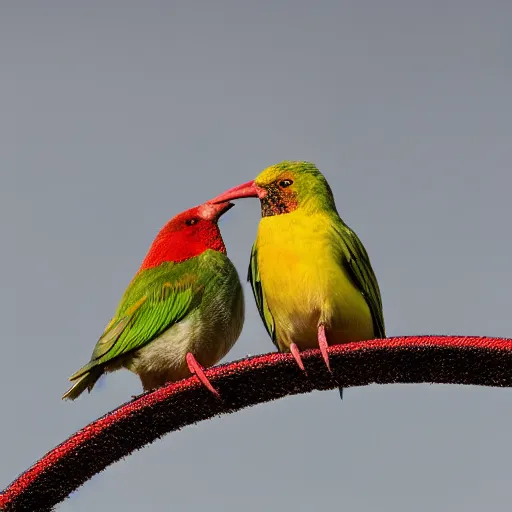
[[210, 161, 384, 397], [62, 201, 244, 400]]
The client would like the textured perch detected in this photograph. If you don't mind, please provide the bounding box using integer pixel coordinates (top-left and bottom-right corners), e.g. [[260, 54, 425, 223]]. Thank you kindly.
[[2, 335, 512, 512]]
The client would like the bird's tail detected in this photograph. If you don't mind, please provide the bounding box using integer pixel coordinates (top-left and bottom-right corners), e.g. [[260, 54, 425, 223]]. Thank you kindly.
[[62, 368, 103, 401], [338, 387, 344, 400]]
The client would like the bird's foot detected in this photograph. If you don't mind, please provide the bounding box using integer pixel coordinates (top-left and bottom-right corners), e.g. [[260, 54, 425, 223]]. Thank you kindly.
[[318, 325, 343, 400], [290, 343, 306, 372], [318, 324, 332, 373], [186, 353, 220, 397]]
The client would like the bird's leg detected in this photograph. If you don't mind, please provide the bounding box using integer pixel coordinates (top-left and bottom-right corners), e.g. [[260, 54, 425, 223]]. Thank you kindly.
[[290, 343, 306, 372], [186, 353, 220, 397], [318, 324, 332, 373], [319, 324, 343, 400]]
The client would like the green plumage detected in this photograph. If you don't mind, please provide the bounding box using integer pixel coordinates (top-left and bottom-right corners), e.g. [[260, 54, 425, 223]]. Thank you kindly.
[[332, 220, 385, 339], [63, 250, 244, 400]]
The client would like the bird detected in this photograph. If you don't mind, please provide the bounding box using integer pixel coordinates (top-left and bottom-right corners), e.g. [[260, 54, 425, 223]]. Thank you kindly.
[[62, 201, 244, 400], [209, 161, 384, 398]]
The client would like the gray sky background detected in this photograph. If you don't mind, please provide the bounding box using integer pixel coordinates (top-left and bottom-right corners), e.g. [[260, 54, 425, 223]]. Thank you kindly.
[[4, 1, 512, 510]]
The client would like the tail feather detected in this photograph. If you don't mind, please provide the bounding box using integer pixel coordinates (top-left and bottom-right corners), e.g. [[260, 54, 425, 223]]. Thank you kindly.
[[338, 387, 344, 400], [62, 369, 103, 401]]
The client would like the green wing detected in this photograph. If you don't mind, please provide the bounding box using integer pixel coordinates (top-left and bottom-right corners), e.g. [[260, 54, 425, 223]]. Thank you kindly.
[[334, 221, 386, 338], [69, 263, 204, 381], [247, 242, 278, 348]]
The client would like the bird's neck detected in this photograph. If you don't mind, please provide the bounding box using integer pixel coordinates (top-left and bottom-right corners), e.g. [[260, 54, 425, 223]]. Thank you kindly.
[[139, 230, 226, 271]]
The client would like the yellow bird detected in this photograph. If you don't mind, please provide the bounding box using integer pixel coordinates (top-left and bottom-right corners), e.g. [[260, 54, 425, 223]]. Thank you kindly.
[[210, 161, 385, 397]]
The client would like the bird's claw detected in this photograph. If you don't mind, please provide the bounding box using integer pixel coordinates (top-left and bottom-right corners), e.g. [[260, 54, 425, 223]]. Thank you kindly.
[[318, 324, 344, 400], [186, 353, 220, 397], [290, 325, 333, 378], [290, 343, 306, 372], [318, 324, 332, 373]]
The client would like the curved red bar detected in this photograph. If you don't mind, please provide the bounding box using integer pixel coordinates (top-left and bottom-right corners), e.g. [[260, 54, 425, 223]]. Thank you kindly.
[[1, 335, 512, 511]]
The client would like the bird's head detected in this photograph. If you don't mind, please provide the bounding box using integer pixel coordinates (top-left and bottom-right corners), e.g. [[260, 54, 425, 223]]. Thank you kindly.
[[139, 201, 234, 270], [209, 161, 336, 217]]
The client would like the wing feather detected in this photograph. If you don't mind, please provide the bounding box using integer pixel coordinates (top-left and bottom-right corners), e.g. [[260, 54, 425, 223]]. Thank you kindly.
[[247, 242, 278, 348], [69, 265, 203, 381], [334, 221, 385, 338]]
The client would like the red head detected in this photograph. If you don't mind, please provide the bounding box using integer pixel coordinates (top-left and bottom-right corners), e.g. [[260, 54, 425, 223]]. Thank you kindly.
[[139, 201, 234, 271]]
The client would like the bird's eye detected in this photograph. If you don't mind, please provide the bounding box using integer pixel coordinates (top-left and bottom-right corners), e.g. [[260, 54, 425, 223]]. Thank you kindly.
[[185, 218, 198, 226], [279, 179, 293, 188]]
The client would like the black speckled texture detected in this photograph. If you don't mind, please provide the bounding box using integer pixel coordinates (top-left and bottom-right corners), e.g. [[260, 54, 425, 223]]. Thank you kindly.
[[1, 335, 512, 512]]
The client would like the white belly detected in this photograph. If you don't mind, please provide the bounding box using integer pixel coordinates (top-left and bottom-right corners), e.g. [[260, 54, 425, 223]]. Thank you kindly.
[[126, 310, 241, 390]]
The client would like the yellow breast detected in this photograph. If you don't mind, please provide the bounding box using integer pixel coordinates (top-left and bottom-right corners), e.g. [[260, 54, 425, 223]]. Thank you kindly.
[[256, 211, 374, 351]]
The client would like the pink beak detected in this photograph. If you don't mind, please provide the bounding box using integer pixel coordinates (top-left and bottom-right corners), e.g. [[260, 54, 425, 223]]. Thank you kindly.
[[209, 180, 266, 204], [198, 201, 235, 221]]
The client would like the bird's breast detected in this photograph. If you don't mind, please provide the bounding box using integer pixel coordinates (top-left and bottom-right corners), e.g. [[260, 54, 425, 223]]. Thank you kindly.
[[256, 212, 373, 350], [130, 255, 244, 383]]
